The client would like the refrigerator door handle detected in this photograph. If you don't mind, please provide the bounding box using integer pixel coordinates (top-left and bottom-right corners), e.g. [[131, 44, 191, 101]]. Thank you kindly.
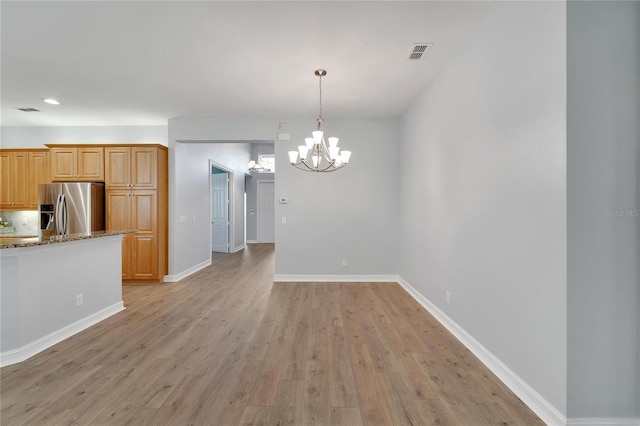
[[55, 194, 62, 235], [61, 194, 68, 235], [56, 194, 68, 235]]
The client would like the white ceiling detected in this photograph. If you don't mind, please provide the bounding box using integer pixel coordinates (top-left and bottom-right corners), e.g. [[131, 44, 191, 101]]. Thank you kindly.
[[1, 1, 493, 127]]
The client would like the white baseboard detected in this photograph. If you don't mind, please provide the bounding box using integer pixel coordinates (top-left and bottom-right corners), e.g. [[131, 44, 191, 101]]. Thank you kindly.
[[0, 301, 125, 367], [566, 419, 640, 426], [231, 244, 245, 253], [395, 276, 567, 426], [246, 240, 258, 244], [164, 259, 211, 282], [273, 274, 399, 283]]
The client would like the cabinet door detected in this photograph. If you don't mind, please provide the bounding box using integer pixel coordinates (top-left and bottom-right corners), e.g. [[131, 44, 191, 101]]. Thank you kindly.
[[77, 147, 104, 181], [11, 152, 29, 208], [0, 152, 11, 208], [0, 152, 29, 209], [105, 147, 131, 189], [106, 191, 132, 280], [28, 151, 49, 209], [50, 147, 77, 181], [130, 191, 158, 280], [131, 147, 157, 189], [120, 234, 133, 281], [131, 234, 157, 280]]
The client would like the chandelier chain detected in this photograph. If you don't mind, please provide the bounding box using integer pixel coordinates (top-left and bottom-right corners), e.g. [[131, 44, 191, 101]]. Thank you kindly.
[[318, 73, 323, 121]]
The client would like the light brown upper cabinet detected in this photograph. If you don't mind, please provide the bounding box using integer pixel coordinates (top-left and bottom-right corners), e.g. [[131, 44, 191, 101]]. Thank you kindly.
[[105, 146, 157, 190], [0, 150, 29, 209], [48, 146, 104, 181], [28, 151, 50, 209], [0, 149, 50, 210]]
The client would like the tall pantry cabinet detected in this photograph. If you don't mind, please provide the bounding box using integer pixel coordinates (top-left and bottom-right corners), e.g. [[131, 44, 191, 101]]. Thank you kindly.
[[104, 145, 168, 283]]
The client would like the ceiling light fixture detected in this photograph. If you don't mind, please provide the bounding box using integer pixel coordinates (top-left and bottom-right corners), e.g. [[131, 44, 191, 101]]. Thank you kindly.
[[248, 159, 273, 173], [288, 69, 351, 173], [43, 98, 60, 105]]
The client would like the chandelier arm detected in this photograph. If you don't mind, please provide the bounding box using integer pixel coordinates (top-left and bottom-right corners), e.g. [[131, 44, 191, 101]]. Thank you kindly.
[[290, 157, 343, 173]]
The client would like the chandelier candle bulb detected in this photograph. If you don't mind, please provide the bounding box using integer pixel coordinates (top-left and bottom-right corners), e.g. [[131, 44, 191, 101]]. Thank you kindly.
[[329, 147, 340, 160], [312, 131, 323, 144], [305, 138, 315, 149], [298, 145, 309, 159]]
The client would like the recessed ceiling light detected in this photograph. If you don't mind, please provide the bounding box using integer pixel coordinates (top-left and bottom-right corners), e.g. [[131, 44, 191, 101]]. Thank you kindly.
[[43, 98, 60, 105]]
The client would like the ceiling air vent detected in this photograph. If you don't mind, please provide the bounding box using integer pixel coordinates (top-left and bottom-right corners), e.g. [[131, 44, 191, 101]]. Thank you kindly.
[[408, 43, 433, 61], [16, 107, 40, 112]]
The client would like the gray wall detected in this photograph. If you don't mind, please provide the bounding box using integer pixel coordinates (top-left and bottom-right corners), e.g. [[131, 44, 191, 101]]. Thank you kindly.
[[399, 1, 568, 415], [567, 0, 640, 418], [273, 118, 400, 277]]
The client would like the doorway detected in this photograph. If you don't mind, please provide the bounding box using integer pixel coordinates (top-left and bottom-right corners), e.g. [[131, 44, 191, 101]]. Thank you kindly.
[[210, 162, 232, 253], [257, 180, 275, 243]]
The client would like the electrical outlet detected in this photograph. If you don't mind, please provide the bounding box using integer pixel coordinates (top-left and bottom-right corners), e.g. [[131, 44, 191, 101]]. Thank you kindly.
[[342, 259, 348, 267], [446, 291, 451, 304], [76, 294, 83, 307]]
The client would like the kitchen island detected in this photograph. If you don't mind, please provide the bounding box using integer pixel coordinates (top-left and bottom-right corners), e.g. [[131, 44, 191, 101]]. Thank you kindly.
[[0, 230, 135, 366]]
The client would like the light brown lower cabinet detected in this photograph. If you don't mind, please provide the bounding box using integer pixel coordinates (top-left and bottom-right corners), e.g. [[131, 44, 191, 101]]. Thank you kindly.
[[107, 190, 161, 282]]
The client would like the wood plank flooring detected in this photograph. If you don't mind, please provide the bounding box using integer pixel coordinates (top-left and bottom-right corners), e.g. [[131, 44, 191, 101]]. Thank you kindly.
[[0, 244, 543, 425]]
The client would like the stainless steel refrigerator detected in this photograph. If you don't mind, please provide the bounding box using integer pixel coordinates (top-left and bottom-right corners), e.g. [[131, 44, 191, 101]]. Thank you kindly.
[[38, 182, 105, 238]]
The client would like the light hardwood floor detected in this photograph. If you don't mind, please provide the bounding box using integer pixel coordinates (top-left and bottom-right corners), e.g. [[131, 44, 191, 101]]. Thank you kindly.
[[1, 244, 543, 425]]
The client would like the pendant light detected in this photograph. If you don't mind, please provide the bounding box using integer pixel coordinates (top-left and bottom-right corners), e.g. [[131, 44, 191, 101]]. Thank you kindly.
[[288, 69, 351, 172]]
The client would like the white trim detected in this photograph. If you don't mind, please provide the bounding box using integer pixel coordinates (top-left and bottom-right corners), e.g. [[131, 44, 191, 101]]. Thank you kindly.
[[566, 419, 640, 426], [0, 301, 125, 367], [231, 244, 245, 253], [274, 274, 399, 283], [395, 276, 567, 426], [246, 240, 258, 244], [164, 258, 211, 282]]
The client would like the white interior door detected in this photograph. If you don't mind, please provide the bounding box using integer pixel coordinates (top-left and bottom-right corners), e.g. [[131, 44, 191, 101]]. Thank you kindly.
[[211, 173, 229, 253], [258, 181, 275, 243]]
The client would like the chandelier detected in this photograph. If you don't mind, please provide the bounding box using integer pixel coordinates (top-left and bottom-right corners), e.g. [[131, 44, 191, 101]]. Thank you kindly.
[[248, 158, 273, 173], [288, 69, 351, 172]]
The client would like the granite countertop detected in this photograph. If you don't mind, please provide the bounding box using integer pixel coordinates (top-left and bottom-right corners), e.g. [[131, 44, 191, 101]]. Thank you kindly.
[[0, 230, 137, 249]]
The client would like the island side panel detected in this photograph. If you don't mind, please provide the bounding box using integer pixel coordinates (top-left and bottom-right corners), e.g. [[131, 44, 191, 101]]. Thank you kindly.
[[1, 235, 124, 365], [0, 256, 21, 351]]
